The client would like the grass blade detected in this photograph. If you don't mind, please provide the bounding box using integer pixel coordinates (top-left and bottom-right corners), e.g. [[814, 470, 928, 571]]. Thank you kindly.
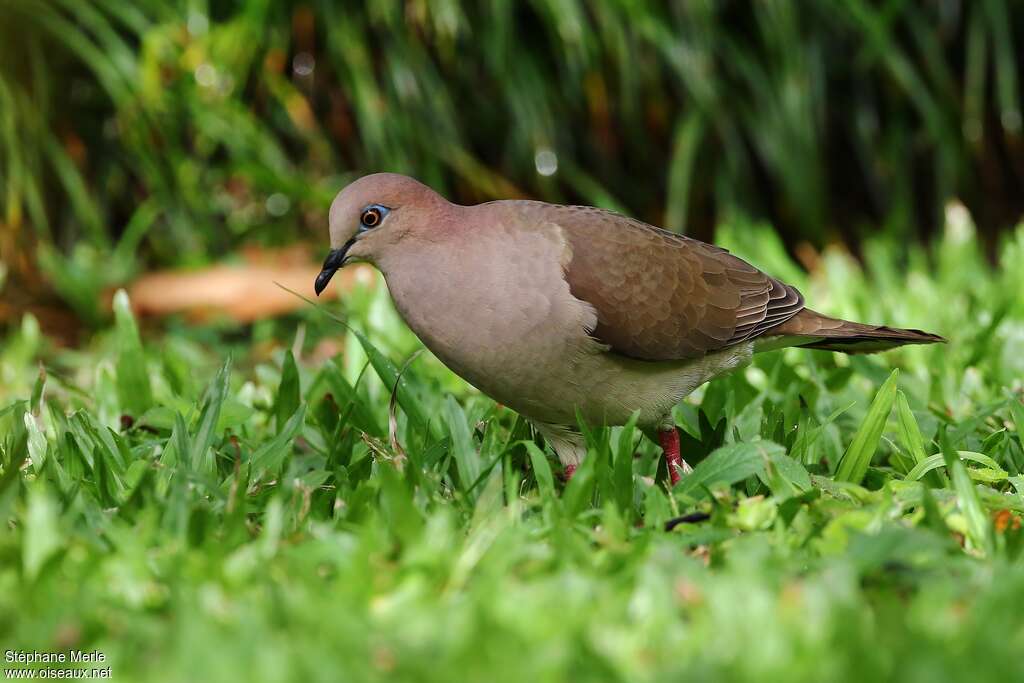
[[250, 405, 306, 476], [190, 359, 231, 474], [113, 289, 153, 416], [835, 369, 899, 484], [895, 390, 928, 464], [273, 350, 301, 431], [940, 428, 993, 554], [444, 395, 480, 492], [522, 441, 555, 500], [22, 484, 61, 581], [351, 330, 438, 441]]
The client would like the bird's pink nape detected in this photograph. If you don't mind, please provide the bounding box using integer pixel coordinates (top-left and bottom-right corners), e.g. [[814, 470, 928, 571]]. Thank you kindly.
[[658, 427, 683, 486]]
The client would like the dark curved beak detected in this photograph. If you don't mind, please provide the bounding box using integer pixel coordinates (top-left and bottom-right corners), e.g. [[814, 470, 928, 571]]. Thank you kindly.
[[314, 238, 355, 296]]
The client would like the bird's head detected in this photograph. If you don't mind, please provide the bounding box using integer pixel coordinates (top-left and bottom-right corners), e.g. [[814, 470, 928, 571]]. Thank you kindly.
[[315, 173, 446, 295]]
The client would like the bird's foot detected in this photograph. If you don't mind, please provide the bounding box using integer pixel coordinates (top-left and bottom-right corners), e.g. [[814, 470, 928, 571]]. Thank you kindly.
[[658, 427, 691, 486], [563, 463, 577, 481]]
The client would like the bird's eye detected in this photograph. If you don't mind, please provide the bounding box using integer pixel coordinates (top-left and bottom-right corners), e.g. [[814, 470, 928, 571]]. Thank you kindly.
[[359, 205, 389, 231]]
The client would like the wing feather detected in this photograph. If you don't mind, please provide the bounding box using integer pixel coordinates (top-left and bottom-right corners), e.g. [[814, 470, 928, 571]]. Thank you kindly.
[[521, 203, 805, 361]]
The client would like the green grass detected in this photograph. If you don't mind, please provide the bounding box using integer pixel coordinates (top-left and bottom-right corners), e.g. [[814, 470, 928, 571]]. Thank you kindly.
[[3, 214, 1024, 682]]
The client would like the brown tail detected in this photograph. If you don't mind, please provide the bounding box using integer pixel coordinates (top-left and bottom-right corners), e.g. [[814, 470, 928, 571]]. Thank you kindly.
[[769, 308, 945, 354]]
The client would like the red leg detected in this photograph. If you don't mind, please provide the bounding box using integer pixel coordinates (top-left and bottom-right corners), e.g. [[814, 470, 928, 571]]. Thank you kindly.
[[658, 427, 689, 486], [564, 463, 577, 480]]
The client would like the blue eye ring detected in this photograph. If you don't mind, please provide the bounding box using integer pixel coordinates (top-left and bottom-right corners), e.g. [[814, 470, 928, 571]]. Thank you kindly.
[[359, 204, 390, 232]]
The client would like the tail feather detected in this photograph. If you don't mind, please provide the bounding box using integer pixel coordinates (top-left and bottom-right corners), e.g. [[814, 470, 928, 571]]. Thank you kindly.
[[767, 308, 945, 354]]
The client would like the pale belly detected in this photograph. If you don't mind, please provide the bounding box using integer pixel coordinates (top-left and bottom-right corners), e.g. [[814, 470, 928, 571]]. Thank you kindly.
[[437, 338, 753, 428], [377, 219, 752, 428]]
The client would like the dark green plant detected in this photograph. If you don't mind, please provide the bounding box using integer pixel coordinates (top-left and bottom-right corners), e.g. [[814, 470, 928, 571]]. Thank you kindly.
[[1, 0, 1021, 322]]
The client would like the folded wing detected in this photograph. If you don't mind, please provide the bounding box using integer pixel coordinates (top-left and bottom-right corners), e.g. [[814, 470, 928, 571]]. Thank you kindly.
[[543, 204, 805, 361]]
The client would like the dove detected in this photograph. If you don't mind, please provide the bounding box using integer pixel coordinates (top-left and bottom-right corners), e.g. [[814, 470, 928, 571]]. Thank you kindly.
[[315, 173, 943, 484]]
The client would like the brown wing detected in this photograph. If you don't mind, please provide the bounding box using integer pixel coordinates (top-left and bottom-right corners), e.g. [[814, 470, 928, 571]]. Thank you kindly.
[[537, 203, 805, 361]]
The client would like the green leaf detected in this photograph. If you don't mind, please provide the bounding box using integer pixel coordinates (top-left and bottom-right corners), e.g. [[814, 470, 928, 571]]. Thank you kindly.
[[444, 395, 479, 491], [23, 413, 48, 470], [919, 483, 949, 535], [835, 369, 899, 484], [29, 365, 46, 414], [324, 361, 384, 437], [613, 414, 639, 517], [664, 111, 704, 233], [216, 399, 255, 433], [522, 441, 555, 500], [905, 451, 1007, 483], [0, 400, 28, 422], [1011, 400, 1024, 450], [23, 485, 61, 580], [790, 401, 854, 466], [112, 289, 153, 416], [940, 429, 992, 554], [895, 390, 929, 464], [351, 330, 438, 440], [1008, 476, 1024, 497], [273, 350, 301, 431], [562, 453, 597, 518], [896, 389, 946, 485], [763, 452, 812, 496], [250, 405, 306, 475], [676, 441, 782, 499], [190, 359, 231, 474], [259, 497, 284, 559]]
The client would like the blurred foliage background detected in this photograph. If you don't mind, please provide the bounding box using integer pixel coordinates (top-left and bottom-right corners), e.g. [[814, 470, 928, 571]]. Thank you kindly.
[[0, 0, 1022, 328]]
